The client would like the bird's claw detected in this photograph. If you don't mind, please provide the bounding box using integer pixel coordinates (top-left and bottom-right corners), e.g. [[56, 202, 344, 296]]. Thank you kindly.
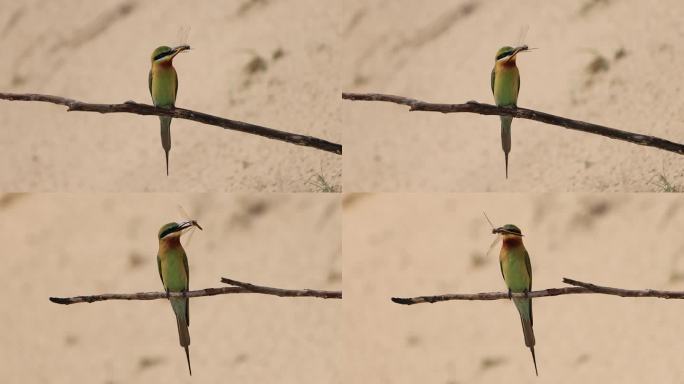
[[508, 289, 512, 300]]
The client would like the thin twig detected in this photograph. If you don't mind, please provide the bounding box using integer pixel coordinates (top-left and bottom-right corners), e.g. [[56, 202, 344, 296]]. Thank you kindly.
[[0, 92, 342, 155], [342, 93, 684, 156], [49, 277, 341, 305], [390, 277, 684, 305], [221, 277, 342, 299]]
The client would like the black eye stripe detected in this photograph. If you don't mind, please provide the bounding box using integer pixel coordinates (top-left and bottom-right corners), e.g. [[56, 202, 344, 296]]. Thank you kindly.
[[159, 226, 178, 239], [153, 51, 172, 61], [496, 51, 512, 60], [501, 226, 521, 235]]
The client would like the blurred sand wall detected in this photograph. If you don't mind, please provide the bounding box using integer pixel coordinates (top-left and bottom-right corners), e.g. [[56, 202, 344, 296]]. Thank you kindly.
[[0, 0, 341, 191], [0, 193, 341, 383], [342, 0, 684, 191], [343, 193, 684, 383]]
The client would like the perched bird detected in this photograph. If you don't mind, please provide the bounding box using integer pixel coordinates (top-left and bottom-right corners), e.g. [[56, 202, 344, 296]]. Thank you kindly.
[[493, 224, 538, 376], [149, 45, 190, 175], [157, 219, 202, 375], [491, 45, 528, 178]]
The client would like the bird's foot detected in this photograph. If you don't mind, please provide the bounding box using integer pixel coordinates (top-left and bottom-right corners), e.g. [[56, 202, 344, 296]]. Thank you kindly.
[[508, 289, 512, 300], [523, 289, 530, 298]]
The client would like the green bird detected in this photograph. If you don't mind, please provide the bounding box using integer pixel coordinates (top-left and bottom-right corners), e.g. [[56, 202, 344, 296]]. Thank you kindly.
[[491, 45, 528, 179], [157, 219, 202, 375], [149, 45, 190, 175], [493, 224, 538, 376]]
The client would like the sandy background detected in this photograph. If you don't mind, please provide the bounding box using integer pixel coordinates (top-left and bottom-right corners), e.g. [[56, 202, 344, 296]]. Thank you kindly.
[[0, 0, 341, 192], [0, 193, 341, 383], [344, 193, 684, 383], [342, 0, 684, 192]]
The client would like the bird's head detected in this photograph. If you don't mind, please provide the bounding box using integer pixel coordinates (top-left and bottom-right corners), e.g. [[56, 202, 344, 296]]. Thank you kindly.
[[494, 45, 528, 64], [150, 45, 191, 64], [158, 220, 203, 240], [493, 224, 523, 237]]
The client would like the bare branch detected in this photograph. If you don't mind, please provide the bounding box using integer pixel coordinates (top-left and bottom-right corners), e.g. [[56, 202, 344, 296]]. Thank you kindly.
[[562, 278, 684, 299], [221, 277, 342, 299], [0, 92, 342, 155], [391, 277, 684, 305], [342, 92, 684, 156], [50, 277, 341, 305], [49, 287, 248, 305], [391, 287, 590, 305]]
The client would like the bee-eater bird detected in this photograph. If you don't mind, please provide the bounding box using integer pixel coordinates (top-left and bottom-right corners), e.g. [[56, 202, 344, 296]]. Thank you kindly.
[[491, 45, 527, 179], [149, 45, 190, 175], [493, 224, 538, 376], [157, 219, 202, 375]]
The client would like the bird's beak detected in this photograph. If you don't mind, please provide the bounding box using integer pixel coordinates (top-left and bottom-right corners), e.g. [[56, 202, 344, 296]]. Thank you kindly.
[[513, 45, 528, 55], [505, 46, 528, 63], [177, 219, 202, 232], [170, 45, 191, 58]]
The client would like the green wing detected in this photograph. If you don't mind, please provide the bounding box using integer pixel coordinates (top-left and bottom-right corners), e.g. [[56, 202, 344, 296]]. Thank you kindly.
[[523, 248, 533, 325], [524, 249, 532, 290], [156, 254, 164, 285], [148, 70, 153, 98], [183, 252, 190, 326], [182, 253, 189, 290], [490, 67, 495, 95]]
